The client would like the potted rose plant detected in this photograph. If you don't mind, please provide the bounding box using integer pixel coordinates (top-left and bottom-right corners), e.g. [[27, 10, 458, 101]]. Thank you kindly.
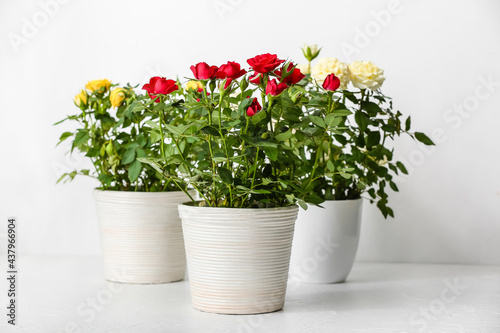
[[141, 54, 349, 314], [55, 78, 195, 283], [290, 45, 435, 283]]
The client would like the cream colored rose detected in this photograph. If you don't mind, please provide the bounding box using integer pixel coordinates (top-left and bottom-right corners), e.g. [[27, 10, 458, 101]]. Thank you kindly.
[[348, 61, 385, 90], [295, 64, 310, 75], [311, 57, 350, 89]]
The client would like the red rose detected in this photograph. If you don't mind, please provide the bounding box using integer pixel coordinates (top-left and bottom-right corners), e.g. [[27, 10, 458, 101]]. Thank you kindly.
[[276, 68, 305, 85], [247, 53, 285, 74], [190, 62, 219, 80], [247, 98, 262, 117], [265, 79, 288, 96], [248, 72, 263, 85], [216, 61, 247, 80], [142, 76, 179, 102], [322, 73, 341, 91]]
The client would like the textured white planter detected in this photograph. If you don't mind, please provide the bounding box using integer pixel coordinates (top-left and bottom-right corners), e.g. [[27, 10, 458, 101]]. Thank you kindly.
[[178, 204, 298, 314], [93, 189, 194, 284], [290, 199, 363, 284]]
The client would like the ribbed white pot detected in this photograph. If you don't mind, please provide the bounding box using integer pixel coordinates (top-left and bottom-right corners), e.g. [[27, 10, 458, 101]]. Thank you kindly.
[[290, 199, 363, 284], [93, 189, 194, 284], [178, 204, 298, 314]]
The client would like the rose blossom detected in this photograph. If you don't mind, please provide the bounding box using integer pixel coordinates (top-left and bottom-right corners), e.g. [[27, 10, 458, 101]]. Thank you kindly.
[[247, 53, 285, 74], [348, 61, 386, 90], [190, 62, 219, 80], [322, 73, 341, 91], [311, 57, 350, 89], [216, 61, 247, 80], [265, 79, 288, 96], [142, 76, 178, 102], [247, 98, 262, 116]]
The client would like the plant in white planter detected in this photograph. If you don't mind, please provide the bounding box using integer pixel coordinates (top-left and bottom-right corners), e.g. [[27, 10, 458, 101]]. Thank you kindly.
[[143, 54, 349, 313], [55, 78, 194, 283], [290, 45, 436, 283]]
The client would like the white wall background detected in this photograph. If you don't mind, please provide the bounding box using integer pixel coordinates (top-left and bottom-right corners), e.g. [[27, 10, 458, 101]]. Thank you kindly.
[[0, 0, 499, 265]]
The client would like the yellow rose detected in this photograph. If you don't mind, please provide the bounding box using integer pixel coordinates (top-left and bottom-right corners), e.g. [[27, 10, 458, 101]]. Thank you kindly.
[[85, 79, 111, 93], [311, 57, 350, 89], [185, 80, 203, 91], [295, 64, 310, 75], [74, 89, 87, 106], [348, 61, 385, 90], [109, 88, 127, 108]]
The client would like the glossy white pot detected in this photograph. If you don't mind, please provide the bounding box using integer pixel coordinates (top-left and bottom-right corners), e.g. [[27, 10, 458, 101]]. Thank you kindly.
[[290, 199, 363, 284], [178, 204, 298, 314], [93, 189, 194, 284]]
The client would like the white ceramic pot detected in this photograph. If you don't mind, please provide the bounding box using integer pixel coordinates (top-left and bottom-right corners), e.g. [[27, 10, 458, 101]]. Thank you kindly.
[[178, 204, 298, 314], [290, 199, 363, 284], [93, 189, 194, 284]]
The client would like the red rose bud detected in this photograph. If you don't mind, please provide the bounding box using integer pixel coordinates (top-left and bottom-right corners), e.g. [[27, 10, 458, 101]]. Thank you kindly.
[[322, 73, 341, 91], [248, 72, 263, 85], [265, 79, 288, 96], [247, 97, 262, 117], [276, 68, 305, 85], [216, 61, 247, 80], [142, 76, 179, 102], [247, 53, 285, 74], [190, 62, 219, 80], [220, 78, 232, 90]]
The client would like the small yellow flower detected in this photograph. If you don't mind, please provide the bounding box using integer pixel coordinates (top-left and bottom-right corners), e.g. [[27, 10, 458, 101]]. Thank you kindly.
[[185, 80, 203, 92], [74, 89, 88, 106], [85, 79, 111, 93], [110, 88, 127, 108]]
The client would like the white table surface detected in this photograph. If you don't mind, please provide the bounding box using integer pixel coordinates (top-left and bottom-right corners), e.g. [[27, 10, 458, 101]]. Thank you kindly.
[[0, 256, 499, 333]]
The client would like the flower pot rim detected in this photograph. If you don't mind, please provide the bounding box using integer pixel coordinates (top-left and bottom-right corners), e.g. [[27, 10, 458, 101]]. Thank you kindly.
[[93, 188, 196, 194], [321, 198, 363, 202], [179, 201, 298, 211]]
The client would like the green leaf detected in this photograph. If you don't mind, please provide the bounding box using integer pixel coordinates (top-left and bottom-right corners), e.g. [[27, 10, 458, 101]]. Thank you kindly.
[[201, 125, 221, 137], [361, 101, 382, 116], [339, 172, 351, 179], [73, 131, 89, 148], [309, 115, 326, 128], [57, 132, 73, 146], [389, 181, 399, 192], [218, 167, 233, 184], [251, 110, 267, 124], [128, 159, 142, 183], [396, 161, 408, 175], [366, 131, 381, 148], [122, 148, 136, 165], [238, 98, 254, 115], [326, 160, 335, 172], [264, 146, 278, 161], [324, 114, 341, 128], [331, 109, 353, 117], [354, 111, 370, 131], [405, 116, 411, 131], [415, 132, 435, 146], [275, 130, 292, 141], [163, 124, 183, 136]]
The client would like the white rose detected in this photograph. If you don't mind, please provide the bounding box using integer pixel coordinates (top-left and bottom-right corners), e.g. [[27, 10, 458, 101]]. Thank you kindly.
[[295, 64, 310, 75], [311, 57, 350, 89], [348, 61, 385, 90]]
